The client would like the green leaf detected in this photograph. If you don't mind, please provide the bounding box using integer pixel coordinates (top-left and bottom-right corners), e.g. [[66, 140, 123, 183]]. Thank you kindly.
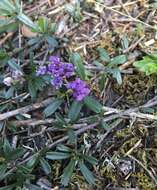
[[61, 159, 76, 186], [5, 87, 14, 99], [0, 185, 15, 190], [8, 59, 21, 71], [84, 96, 102, 113], [0, 0, 16, 14], [100, 121, 110, 130], [121, 35, 129, 49], [98, 73, 107, 91], [0, 164, 7, 181], [0, 49, 8, 60], [46, 36, 58, 48], [110, 55, 127, 65], [50, 22, 57, 33], [37, 17, 48, 33], [17, 13, 37, 30], [40, 158, 51, 175], [46, 152, 71, 160], [28, 37, 41, 46], [0, 22, 18, 33], [57, 145, 72, 153], [44, 98, 63, 117], [133, 55, 157, 75], [3, 139, 12, 156], [79, 162, 95, 185], [28, 77, 47, 99], [71, 52, 86, 80], [97, 47, 110, 62], [28, 80, 36, 99], [68, 101, 83, 122], [55, 113, 67, 125], [27, 154, 39, 169], [112, 68, 122, 85], [6, 148, 25, 161], [82, 155, 98, 165], [67, 129, 76, 144]]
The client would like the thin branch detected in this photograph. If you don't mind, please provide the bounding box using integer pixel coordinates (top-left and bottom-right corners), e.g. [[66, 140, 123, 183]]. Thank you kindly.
[[0, 98, 53, 121], [95, 1, 157, 31], [128, 155, 157, 185]]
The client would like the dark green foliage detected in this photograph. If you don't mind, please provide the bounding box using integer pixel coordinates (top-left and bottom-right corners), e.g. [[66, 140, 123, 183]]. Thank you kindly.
[[71, 52, 86, 80], [68, 100, 83, 122]]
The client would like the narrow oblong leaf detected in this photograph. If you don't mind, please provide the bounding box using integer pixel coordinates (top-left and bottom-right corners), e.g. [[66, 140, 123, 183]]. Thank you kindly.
[[79, 162, 95, 185], [44, 98, 63, 117], [46, 36, 58, 48], [0, 164, 7, 181], [112, 68, 122, 85], [68, 101, 83, 122], [5, 87, 14, 99], [40, 158, 51, 175], [0, 0, 16, 13], [97, 47, 110, 62], [37, 17, 48, 33], [71, 52, 86, 80], [82, 155, 98, 165], [61, 159, 76, 186], [6, 148, 25, 161], [0, 184, 15, 190], [28, 80, 36, 99], [8, 59, 21, 71], [67, 129, 76, 144], [3, 138, 12, 156], [57, 145, 72, 153], [84, 96, 102, 113], [46, 152, 71, 160], [17, 13, 37, 30], [110, 55, 127, 65], [26, 154, 39, 169]]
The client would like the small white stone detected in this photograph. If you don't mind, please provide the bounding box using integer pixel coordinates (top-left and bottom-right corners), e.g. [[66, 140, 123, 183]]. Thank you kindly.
[[3, 77, 13, 86]]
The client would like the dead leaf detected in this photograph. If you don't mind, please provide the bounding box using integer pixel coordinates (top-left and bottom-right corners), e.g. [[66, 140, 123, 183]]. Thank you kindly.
[[21, 25, 37, 38]]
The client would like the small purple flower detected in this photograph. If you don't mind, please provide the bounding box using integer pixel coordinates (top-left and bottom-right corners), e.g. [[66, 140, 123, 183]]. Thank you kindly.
[[48, 56, 74, 88], [36, 66, 47, 76], [49, 56, 60, 64], [67, 78, 90, 101], [63, 63, 74, 78], [51, 77, 62, 88]]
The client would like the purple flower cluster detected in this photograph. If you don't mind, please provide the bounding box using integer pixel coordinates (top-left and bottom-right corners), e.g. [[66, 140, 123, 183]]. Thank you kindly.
[[36, 56, 90, 101], [48, 56, 74, 87], [67, 78, 90, 101]]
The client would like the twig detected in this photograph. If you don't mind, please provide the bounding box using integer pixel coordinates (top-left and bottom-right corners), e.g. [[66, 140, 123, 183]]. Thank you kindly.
[[102, 97, 157, 121], [96, 119, 123, 148], [128, 155, 157, 185], [0, 98, 53, 121], [0, 32, 13, 46], [95, 1, 157, 31], [4, 97, 157, 176], [4, 122, 100, 176], [123, 35, 145, 54], [12, 119, 87, 130], [110, 1, 138, 9]]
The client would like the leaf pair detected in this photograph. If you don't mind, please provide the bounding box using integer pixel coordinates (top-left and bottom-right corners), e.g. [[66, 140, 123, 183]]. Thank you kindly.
[[97, 48, 127, 85], [46, 148, 97, 186]]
